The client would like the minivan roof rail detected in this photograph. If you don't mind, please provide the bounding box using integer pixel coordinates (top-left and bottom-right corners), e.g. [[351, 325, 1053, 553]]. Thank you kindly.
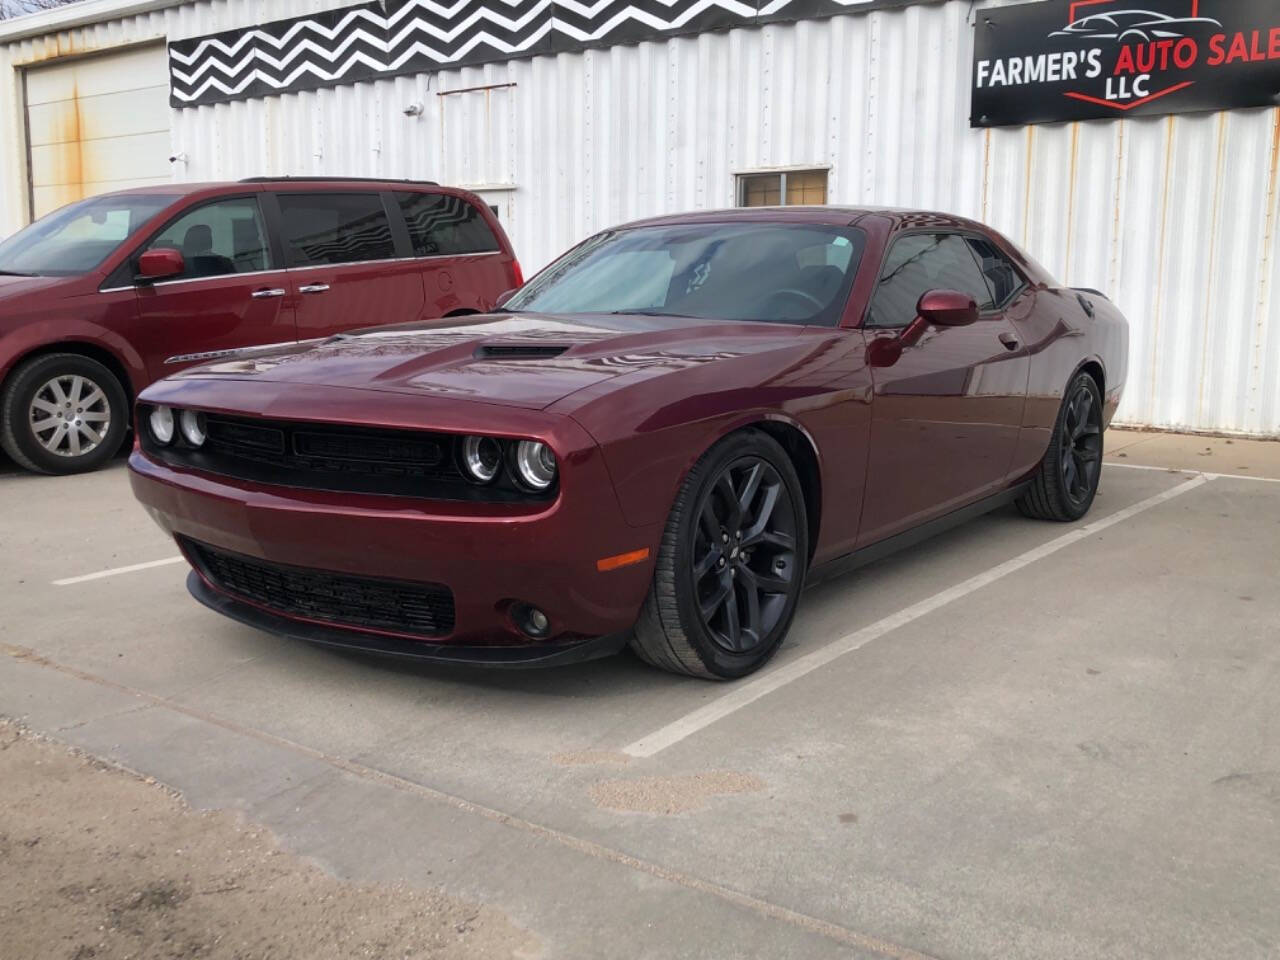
[[238, 176, 440, 185]]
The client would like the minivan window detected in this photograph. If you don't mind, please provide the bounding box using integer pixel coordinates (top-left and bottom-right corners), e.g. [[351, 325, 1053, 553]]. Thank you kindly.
[[866, 233, 995, 328], [506, 223, 866, 327], [0, 193, 175, 277], [146, 197, 272, 280], [395, 192, 500, 256], [277, 193, 397, 267]]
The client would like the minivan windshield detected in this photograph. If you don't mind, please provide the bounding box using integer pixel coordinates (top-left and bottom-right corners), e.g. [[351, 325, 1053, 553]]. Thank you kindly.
[[0, 193, 176, 277], [506, 222, 867, 327]]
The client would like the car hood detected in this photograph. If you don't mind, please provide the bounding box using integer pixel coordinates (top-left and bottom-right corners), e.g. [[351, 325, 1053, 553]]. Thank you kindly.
[[176, 312, 810, 410], [0, 274, 75, 312]]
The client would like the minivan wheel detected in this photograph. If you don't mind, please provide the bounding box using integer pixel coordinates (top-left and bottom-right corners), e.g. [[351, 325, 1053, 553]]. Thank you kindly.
[[1, 353, 128, 475], [630, 430, 809, 679]]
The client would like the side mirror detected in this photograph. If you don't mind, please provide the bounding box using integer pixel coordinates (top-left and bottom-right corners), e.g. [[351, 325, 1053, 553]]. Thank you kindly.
[[137, 248, 184, 281], [865, 289, 978, 368], [494, 288, 518, 309], [917, 289, 978, 327]]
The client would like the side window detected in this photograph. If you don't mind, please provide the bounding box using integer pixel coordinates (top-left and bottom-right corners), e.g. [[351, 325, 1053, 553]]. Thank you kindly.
[[395, 192, 500, 257], [277, 193, 396, 267], [146, 197, 271, 281], [965, 237, 1023, 306], [866, 233, 994, 328]]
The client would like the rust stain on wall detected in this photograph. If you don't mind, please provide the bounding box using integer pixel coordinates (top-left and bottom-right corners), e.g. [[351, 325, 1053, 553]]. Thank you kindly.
[[46, 81, 86, 204]]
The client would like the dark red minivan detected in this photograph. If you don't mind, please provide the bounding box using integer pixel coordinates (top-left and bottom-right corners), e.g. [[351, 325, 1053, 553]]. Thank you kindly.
[[0, 178, 522, 474]]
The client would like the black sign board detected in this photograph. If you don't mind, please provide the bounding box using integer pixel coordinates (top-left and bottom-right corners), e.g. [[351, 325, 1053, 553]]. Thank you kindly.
[[971, 0, 1280, 127]]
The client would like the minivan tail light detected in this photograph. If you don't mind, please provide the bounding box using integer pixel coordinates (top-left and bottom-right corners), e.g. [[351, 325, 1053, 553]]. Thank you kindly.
[[511, 259, 524, 288]]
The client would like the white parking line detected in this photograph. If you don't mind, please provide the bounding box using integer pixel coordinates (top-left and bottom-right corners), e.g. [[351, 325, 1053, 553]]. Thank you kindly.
[[623, 474, 1210, 759], [1104, 460, 1280, 484], [53, 556, 185, 586]]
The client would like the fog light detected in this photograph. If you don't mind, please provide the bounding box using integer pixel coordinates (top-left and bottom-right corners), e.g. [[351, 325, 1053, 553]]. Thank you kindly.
[[180, 409, 207, 447], [149, 405, 175, 445], [512, 602, 550, 639]]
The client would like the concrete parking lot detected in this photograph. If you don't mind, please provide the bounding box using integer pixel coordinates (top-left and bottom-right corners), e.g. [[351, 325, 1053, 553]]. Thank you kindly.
[[1, 431, 1278, 959]]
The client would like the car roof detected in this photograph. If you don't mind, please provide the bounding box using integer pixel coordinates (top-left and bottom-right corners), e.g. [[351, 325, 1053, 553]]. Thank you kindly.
[[92, 177, 445, 199], [612, 205, 994, 232]]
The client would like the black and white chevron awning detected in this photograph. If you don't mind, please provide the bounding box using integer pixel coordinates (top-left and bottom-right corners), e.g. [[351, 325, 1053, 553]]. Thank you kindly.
[[169, 0, 917, 107]]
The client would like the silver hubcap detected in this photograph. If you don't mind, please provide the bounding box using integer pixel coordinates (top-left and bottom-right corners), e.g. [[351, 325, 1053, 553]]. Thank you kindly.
[[29, 374, 111, 457]]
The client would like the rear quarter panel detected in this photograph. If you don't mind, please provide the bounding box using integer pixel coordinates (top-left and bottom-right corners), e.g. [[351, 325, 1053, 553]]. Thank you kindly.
[[1007, 286, 1129, 478]]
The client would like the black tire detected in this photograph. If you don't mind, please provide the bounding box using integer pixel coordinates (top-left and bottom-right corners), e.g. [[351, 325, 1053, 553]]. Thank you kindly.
[[1017, 372, 1104, 522], [630, 429, 809, 679], [0, 353, 129, 475]]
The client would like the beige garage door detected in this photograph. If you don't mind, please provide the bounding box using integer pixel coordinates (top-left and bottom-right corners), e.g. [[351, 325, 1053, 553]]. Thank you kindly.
[[24, 44, 171, 220]]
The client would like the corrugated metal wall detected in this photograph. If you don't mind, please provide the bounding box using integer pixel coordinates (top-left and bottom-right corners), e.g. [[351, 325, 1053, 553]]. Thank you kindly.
[[3, 0, 1278, 435]]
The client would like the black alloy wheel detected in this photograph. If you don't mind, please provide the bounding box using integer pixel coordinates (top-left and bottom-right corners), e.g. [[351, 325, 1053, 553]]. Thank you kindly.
[[630, 430, 809, 679], [1059, 380, 1103, 507], [1017, 371, 1105, 522], [692, 457, 799, 655]]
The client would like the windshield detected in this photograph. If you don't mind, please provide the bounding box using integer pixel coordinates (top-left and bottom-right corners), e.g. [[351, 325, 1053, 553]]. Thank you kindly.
[[507, 222, 867, 326], [0, 193, 176, 277]]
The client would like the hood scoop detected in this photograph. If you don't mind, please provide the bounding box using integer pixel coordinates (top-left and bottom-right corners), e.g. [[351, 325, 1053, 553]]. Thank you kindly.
[[473, 343, 571, 360]]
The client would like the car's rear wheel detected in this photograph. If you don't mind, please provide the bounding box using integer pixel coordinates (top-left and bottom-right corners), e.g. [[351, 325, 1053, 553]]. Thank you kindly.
[[1, 353, 128, 475], [1017, 371, 1104, 522], [630, 430, 808, 679]]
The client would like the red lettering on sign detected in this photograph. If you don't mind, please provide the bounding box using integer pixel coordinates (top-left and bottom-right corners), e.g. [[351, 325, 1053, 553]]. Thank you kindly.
[[1173, 38, 1196, 69], [1272, 27, 1280, 60], [1207, 34, 1225, 66], [1226, 32, 1249, 64], [1114, 45, 1136, 75]]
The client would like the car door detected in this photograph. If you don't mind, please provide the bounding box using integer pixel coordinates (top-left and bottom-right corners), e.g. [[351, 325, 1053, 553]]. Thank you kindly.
[[270, 190, 426, 342], [133, 194, 296, 382], [392, 189, 513, 314], [857, 231, 1030, 547]]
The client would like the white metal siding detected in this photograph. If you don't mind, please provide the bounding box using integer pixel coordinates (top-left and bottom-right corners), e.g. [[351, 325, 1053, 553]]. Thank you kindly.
[[2, 0, 1278, 435]]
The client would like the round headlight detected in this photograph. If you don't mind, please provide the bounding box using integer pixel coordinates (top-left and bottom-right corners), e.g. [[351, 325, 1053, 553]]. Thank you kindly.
[[513, 440, 557, 490], [149, 405, 175, 445], [461, 435, 502, 483], [180, 409, 207, 448]]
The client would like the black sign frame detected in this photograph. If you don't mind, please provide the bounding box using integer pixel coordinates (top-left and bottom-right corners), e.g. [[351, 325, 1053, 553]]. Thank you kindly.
[[971, 0, 1280, 128]]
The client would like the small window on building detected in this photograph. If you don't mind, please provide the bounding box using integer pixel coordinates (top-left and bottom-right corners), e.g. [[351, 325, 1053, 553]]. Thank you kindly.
[[396, 192, 500, 257], [277, 192, 397, 267], [737, 169, 828, 208]]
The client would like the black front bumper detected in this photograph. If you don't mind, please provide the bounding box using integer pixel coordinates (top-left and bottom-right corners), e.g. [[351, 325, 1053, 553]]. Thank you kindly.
[[187, 571, 630, 668]]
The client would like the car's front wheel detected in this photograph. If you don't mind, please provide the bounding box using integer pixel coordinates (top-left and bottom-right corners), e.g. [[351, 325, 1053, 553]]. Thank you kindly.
[[1, 353, 129, 475], [630, 430, 809, 679]]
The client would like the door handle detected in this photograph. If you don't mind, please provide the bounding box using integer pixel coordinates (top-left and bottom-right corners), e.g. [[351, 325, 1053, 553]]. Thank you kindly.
[[298, 283, 330, 294], [998, 332, 1020, 351], [251, 288, 286, 299]]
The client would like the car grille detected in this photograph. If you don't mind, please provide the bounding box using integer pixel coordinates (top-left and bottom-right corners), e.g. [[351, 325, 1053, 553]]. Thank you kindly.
[[184, 538, 455, 638], [142, 413, 549, 503]]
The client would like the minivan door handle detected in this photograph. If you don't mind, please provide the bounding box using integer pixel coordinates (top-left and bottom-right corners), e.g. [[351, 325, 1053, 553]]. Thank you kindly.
[[998, 332, 1020, 351], [298, 283, 330, 294], [251, 288, 287, 299]]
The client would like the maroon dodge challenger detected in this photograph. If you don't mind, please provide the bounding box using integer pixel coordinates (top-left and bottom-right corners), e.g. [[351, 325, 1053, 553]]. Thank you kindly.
[[129, 207, 1128, 679]]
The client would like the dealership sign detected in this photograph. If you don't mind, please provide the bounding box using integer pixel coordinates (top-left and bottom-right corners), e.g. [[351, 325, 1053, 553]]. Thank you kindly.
[[971, 0, 1280, 127]]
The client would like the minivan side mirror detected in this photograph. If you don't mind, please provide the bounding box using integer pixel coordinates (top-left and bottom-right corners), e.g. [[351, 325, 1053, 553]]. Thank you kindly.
[[494, 288, 518, 309], [137, 248, 185, 281]]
